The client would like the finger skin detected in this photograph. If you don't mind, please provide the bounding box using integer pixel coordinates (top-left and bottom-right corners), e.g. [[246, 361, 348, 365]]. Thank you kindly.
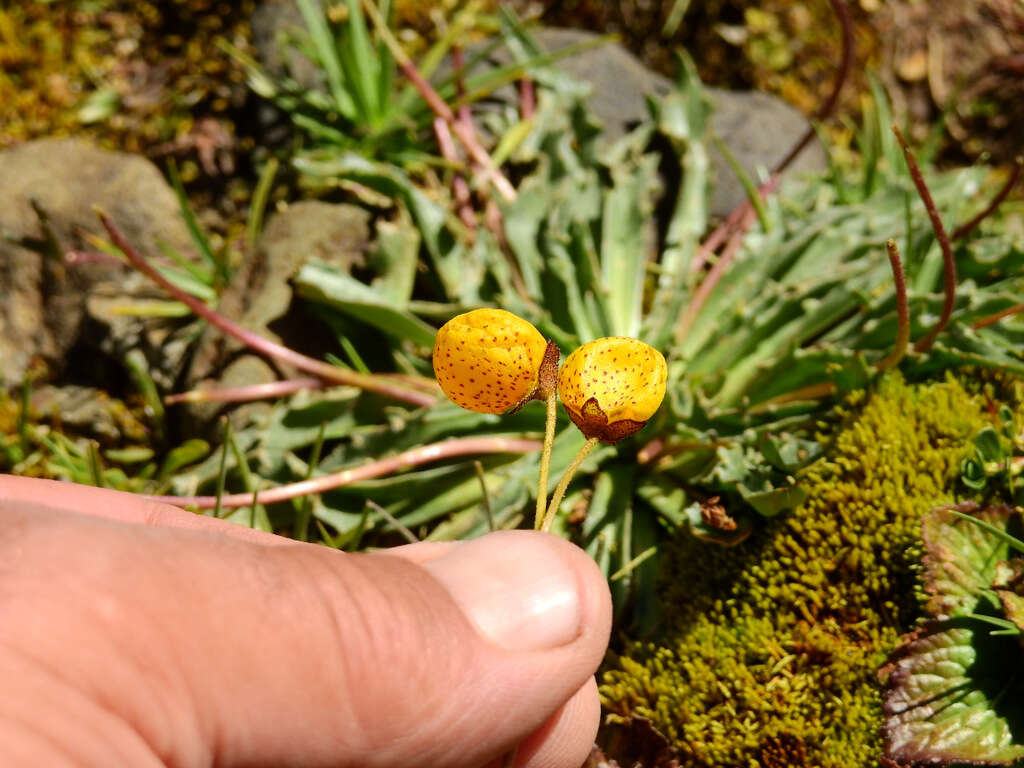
[[0, 474, 288, 545], [0, 479, 612, 768], [516, 678, 601, 768]]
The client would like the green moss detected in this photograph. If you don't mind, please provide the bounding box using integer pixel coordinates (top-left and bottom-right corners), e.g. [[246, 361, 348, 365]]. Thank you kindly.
[[601, 374, 999, 766]]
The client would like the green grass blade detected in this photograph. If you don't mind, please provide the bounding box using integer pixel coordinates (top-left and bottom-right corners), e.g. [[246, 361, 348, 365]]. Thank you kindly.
[[246, 156, 279, 251], [166, 159, 224, 284], [296, 0, 358, 119]]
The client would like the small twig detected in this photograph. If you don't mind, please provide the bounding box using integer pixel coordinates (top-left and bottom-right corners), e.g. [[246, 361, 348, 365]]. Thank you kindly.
[[473, 460, 494, 533], [361, 0, 516, 201], [689, 177, 779, 274], [748, 380, 838, 413], [876, 239, 910, 373], [636, 437, 665, 465], [140, 436, 541, 509], [64, 250, 126, 267], [951, 157, 1023, 241], [973, 302, 1024, 330], [891, 125, 956, 352], [97, 211, 437, 408], [165, 377, 325, 405], [366, 499, 419, 544]]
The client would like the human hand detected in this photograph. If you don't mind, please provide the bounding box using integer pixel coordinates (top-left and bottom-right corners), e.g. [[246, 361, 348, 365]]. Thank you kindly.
[[0, 475, 611, 767]]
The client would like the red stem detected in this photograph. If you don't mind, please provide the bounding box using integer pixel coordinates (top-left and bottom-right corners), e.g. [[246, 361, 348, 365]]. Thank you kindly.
[[951, 157, 1023, 241], [141, 436, 542, 509], [891, 125, 956, 353], [96, 211, 437, 409], [973, 302, 1024, 330], [519, 77, 536, 120], [391, 49, 516, 201], [165, 378, 324, 405], [876, 239, 910, 372], [433, 117, 477, 232], [678, 203, 756, 339]]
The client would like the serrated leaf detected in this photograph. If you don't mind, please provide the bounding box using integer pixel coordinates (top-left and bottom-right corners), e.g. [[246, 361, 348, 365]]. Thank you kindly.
[[882, 623, 1024, 766], [922, 506, 1017, 620]]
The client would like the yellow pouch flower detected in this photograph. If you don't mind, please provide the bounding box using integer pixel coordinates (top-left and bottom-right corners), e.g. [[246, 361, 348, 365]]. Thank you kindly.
[[558, 336, 667, 443], [432, 308, 548, 414]]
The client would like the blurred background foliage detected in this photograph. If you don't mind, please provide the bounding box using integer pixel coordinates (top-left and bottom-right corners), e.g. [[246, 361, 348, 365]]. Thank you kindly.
[[5, 0, 1020, 179]]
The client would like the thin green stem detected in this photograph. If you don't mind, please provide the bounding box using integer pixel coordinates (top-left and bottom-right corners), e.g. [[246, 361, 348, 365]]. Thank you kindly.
[[541, 437, 598, 533], [534, 393, 558, 530]]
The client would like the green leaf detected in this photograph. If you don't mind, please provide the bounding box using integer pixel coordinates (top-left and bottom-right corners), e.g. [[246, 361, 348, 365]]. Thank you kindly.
[[294, 261, 437, 348], [77, 87, 120, 124], [295, 0, 357, 119], [600, 157, 656, 338], [922, 506, 1018, 620], [882, 623, 1024, 766], [975, 426, 1007, 464], [158, 439, 210, 480]]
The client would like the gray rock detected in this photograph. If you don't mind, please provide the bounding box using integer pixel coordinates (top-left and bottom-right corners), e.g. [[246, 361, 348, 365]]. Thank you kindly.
[[184, 200, 371, 430], [29, 384, 148, 445], [451, 27, 828, 218], [250, 0, 322, 90], [0, 138, 196, 388]]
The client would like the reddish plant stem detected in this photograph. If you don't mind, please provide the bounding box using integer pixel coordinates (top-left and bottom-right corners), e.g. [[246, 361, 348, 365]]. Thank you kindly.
[[141, 436, 542, 509], [973, 302, 1024, 330], [689, 177, 778, 274], [97, 211, 437, 409], [165, 378, 325, 405], [678, 204, 756, 339], [361, 0, 516, 201], [434, 117, 477, 232], [891, 125, 957, 353], [519, 77, 536, 120], [876, 238, 910, 372], [951, 157, 1023, 241]]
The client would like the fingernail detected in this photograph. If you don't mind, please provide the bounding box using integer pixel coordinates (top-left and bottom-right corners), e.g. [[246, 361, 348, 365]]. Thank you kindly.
[[424, 532, 583, 652]]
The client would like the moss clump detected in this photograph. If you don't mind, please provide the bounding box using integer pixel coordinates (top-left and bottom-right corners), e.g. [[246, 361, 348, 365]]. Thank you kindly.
[[600, 374, 997, 767]]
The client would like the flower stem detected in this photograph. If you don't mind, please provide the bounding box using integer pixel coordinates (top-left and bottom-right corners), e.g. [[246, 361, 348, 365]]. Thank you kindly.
[[541, 437, 598, 533], [534, 392, 558, 529]]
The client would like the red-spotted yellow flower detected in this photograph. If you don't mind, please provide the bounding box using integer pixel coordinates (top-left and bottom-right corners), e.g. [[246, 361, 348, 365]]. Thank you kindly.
[[557, 336, 667, 443], [432, 309, 549, 414]]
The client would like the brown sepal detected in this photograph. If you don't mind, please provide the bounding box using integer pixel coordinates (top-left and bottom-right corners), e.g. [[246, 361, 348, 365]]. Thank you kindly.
[[507, 339, 560, 414], [567, 396, 646, 444]]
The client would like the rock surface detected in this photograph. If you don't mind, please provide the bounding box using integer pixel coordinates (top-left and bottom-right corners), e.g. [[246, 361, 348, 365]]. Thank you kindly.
[[184, 200, 372, 430], [0, 138, 196, 388], [494, 28, 829, 219]]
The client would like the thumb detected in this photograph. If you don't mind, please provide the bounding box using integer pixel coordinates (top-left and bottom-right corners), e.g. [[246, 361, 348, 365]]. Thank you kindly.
[[206, 530, 613, 768], [3, 508, 611, 768]]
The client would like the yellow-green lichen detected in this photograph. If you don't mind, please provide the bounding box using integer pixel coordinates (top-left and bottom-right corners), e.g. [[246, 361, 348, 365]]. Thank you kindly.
[[601, 374, 1001, 767]]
